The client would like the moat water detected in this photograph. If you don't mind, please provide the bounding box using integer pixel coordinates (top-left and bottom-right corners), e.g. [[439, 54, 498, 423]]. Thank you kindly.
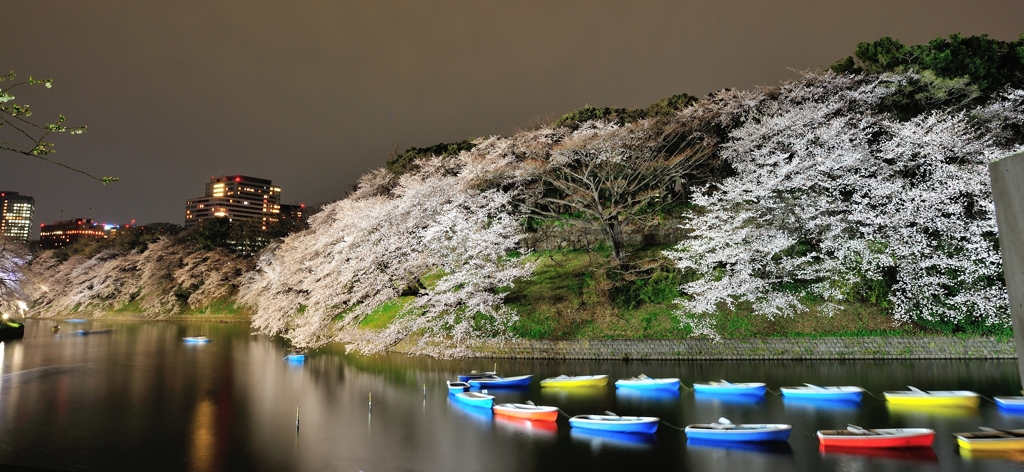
[[0, 319, 1020, 471]]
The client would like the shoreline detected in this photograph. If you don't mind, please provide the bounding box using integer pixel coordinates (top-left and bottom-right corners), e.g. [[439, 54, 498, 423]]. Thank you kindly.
[[25, 315, 1019, 360], [407, 337, 1017, 360]]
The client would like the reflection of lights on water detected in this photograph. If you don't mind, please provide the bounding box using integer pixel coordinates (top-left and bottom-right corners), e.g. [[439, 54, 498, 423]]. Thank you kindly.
[[189, 400, 217, 472]]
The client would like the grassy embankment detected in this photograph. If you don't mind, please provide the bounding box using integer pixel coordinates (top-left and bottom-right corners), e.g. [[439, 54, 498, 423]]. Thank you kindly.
[[51, 295, 252, 320], [352, 245, 967, 340]]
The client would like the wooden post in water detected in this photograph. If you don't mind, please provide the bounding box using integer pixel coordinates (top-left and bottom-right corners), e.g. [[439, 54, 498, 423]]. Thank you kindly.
[[991, 151, 1024, 392]]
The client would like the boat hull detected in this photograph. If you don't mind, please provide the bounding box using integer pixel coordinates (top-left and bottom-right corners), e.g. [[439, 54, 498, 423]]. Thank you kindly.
[[540, 375, 608, 388], [884, 394, 979, 408], [457, 372, 497, 382], [693, 383, 766, 396], [451, 392, 494, 409], [615, 378, 681, 390], [493, 404, 558, 422], [685, 425, 792, 442], [817, 430, 934, 448], [995, 396, 1024, 412], [447, 381, 470, 393], [957, 437, 1024, 451], [569, 416, 659, 434], [469, 375, 533, 388], [781, 388, 862, 402]]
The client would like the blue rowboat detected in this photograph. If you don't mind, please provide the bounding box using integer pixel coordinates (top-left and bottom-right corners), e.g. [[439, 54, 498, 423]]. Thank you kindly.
[[569, 413, 660, 434], [451, 391, 495, 409], [283, 353, 305, 362], [615, 374, 680, 390], [685, 418, 791, 442], [458, 371, 498, 382], [183, 336, 210, 343], [447, 381, 470, 393], [468, 375, 532, 388], [780, 384, 863, 402], [995, 396, 1024, 412], [64, 319, 87, 323], [693, 380, 766, 396]]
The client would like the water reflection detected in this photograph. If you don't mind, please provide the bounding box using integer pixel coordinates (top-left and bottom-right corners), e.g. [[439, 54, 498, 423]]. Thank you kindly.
[[886, 404, 980, 418], [571, 428, 656, 450], [783, 398, 861, 412], [820, 446, 939, 463], [694, 392, 766, 406], [494, 415, 558, 439], [0, 320, 1022, 472], [687, 439, 794, 456]]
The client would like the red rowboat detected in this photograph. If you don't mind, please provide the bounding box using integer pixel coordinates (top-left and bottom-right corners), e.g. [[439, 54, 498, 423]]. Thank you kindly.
[[493, 402, 559, 422], [817, 425, 935, 448]]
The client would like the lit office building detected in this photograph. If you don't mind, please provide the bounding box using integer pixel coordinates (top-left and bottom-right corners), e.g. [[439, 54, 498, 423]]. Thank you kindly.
[[185, 175, 282, 228], [39, 218, 107, 248], [0, 191, 35, 242]]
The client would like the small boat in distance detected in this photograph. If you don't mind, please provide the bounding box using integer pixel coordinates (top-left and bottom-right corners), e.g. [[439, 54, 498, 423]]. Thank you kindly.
[[468, 375, 533, 388], [568, 412, 659, 434], [183, 336, 210, 343], [883, 386, 980, 408], [781, 384, 863, 402], [816, 425, 935, 448], [493, 402, 559, 422], [954, 427, 1024, 451], [451, 391, 495, 409], [540, 375, 608, 388], [685, 418, 792, 442], [283, 351, 305, 362], [447, 381, 470, 393], [615, 374, 681, 390], [693, 380, 766, 396], [994, 396, 1024, 412], [457, 370, 498, 382]]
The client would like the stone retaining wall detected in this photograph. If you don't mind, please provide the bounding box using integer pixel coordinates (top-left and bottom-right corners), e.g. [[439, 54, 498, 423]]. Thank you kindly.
[[448, 337, 1016, 360], [522, 218, 690, 252]]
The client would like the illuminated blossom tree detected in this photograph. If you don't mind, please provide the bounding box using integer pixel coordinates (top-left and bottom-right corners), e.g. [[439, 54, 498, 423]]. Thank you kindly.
[[666, 72, 1024, 337]]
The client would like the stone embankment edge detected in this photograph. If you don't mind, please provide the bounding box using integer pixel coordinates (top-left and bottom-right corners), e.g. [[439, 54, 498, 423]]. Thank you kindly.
[[394, 337, 1017, 360]]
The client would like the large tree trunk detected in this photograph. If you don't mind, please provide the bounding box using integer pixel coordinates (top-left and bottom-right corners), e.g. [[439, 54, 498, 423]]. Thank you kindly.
[[604, 219, 626, 263]]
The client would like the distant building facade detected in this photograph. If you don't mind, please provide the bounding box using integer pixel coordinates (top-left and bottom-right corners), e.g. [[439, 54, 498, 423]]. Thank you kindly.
[[39, 218, 107, 248], [0, 191, 35, 242], [185, 175, 282, 227], [278, 203, 308, 225]]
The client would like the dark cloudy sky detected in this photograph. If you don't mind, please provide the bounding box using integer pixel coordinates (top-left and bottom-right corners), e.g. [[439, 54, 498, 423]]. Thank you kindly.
[[2, 0, 1022, 232]]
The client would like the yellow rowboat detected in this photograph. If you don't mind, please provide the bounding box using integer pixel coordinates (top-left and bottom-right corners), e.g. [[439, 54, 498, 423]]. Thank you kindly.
[[540, 375, 608, 388], [955, 428, 1024, 451], [883, 386, 980, 408]]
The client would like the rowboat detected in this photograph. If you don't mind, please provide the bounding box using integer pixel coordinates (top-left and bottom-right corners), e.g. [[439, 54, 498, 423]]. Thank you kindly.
[[780, 384, 863, 402], [684, 418, 792, 442], [468, 375, 533, 388], [816, 425, 935, 448], [569, 413, 659, 434], [458, 366, 498, 382], [883, 386, 980, 407], [494, 415, 559, 437], [955, 427, 1024, 451], [540, 375, 608, 388], [64, 319, 87, 323], [183, 336, 210, 343], [283, 352, 305, 362], [693, 380, 766, 396], [615, 374, 681, 390], [995, 396, 1024, 412], [493, 402, 558, 422], [447, 381, 470, 393], [450, 391, 495, 409]]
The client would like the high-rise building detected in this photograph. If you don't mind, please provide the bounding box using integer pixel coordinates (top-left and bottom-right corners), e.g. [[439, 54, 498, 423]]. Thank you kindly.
[[185, 175, 282, 227], [39, 218, 107, 248], [0, 191, 35, 242]]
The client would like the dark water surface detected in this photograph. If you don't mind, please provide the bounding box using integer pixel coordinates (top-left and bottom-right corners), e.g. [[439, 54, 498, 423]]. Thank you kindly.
[[0, 320, 1022, 471]]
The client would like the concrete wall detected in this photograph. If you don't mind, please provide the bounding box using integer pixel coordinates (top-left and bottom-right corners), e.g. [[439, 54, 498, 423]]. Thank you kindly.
[[990, 151, 1024, 390], [393, 337, 1016, 360]]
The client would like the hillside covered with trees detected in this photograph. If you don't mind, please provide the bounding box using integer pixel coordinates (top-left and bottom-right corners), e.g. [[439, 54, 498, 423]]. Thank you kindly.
[[6, 34, 1024, 357]]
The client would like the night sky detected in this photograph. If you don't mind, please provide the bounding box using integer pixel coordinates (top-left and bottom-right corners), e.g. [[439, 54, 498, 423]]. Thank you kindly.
[[2, 0, 1022, 234]]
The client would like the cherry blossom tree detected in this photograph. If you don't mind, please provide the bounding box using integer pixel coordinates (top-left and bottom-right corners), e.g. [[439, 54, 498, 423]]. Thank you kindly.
[[666, 71, 1024, 337], [240, 161, 534, 357], [0, 238, 29, 313]]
